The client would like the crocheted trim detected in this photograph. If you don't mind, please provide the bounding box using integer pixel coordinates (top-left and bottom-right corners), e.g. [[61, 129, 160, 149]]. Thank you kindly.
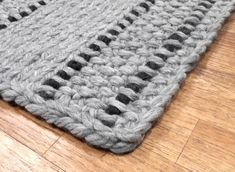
[[0, 0, 47, 30]]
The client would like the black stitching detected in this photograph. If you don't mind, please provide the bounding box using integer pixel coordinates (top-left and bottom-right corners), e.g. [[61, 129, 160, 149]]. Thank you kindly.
[[105, 105, 121, 115], [126, 83, 142, 93], [168, 33, 184, 43], [43, 79, 60, 89], [8, 16, 18, 22], [191, 14, 202, 20], [57, 70, 71, 80], [97, 35, 112, 45], [146, 0, 155, 4], [117, 23, 126, 29], [206, 0, 215, 3], [163, 44, 181, 52], [67, 60, 83, 71], [137, 72, 152, 81], [38, 1, 46, 5], [124, 16, 134, 24], [199, 2, 212, 8], [116, 93, 132, 104], [79, 53, 92, 62], [155, 53, 168, 61], [100, 120, 115, 128], [108, 29, 119, 36], [0, 24, 7, 30], [146, 61, 160, 70], [38, 90, 54, 100], [139, 2, 149, 12], [177, 26, 191, 35], [89, 43, 101, 52], [29, 5, 37, 12], [20, 11, 29, 17], [130, 9, 139, 16], [197, 7, 207, 14], [184, 20, 197, 27]]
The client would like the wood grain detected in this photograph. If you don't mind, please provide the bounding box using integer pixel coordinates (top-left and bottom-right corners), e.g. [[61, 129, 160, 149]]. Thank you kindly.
[[177, 121, 235, 172], [44, 133, 108, 172], [0, 101, 63, 155], [0, 11, 234, 172], [0, 130, 62, 172]]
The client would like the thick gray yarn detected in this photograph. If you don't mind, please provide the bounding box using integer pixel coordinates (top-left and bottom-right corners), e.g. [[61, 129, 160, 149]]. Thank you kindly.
[[0, 0, 234, 153]]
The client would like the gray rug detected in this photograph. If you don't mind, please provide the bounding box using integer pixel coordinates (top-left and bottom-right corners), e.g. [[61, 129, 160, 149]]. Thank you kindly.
[[0, 0, 234, 153]]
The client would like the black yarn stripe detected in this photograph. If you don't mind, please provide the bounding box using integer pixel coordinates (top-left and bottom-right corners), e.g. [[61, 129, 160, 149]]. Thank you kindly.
[[108, 29, 119, 36], [97, 35, 112, 45], [40, 0, 156, 100], [38, 90, 54, 100], [184, 19, 198, 27], [105, 0, 216, 115], [116, 93, 132, 104], [117, 23, 126, 29], [43, 79, 60, 90], [146, 0, 155, 4], [163, 44, 181, 52], [199, 2, 213, 8], [20, 11, 29, 17], [130, 10, 139, 16], [8, 16, 18, 22], [168, 33, 184, 43], [67, 60, 83, 71], [57, 70, 71, 80], [0, 24, 7, 29], [155, 53, 168, 61], [139, 2, 150, 12], [89, 43, 101, 51], [136, 72, 152, 81], [29, 5, 38, 12], [126, 83, 142, 93], [38, 0, 46, 5], [124, 16, 134, 24], [146, 61, 161, 70], [0, 0, 47, 30]]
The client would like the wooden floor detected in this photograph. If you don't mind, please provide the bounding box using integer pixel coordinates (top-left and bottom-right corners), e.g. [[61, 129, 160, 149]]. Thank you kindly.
[[0, 13, 235, 172]]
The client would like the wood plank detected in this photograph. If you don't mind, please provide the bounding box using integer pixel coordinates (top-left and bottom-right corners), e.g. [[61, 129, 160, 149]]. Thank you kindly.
[[133, 124, 194, 162], [0, 130, 62, 172], [191, 120, 235, 154], [158, 105, 199, 137], [173, 67, 235, 134], [200, 31, 235, 75], [0, 101, 63, 154], [102, 150, 188, 172], [44, 132, 189, 172], [222, 13, 235, 33], [43, 133, 109, 172], [177, 120, 235, 172]]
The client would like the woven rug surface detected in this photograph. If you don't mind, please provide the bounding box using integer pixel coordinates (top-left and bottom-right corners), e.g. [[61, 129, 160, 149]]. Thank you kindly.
[[0, 0, 234, 153]]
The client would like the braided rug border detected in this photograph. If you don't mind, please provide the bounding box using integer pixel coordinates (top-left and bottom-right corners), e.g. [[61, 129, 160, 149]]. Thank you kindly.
[[0, 0, 235, 153]]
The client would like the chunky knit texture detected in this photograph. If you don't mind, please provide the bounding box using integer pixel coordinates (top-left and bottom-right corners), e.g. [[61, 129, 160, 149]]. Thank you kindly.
[[0, 0, 234, 153]]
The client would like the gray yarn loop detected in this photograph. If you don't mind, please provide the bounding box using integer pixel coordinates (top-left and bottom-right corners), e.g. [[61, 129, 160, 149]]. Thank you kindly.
[[0, 0, 234, 153]]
